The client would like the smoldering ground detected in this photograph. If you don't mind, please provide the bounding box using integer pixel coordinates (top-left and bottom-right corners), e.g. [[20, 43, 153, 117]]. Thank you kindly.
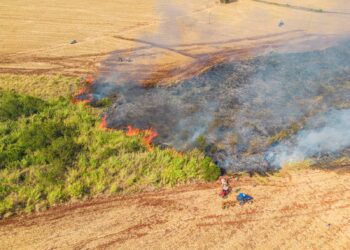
[[266, 109, 350, 167], [94, 40, 350, 172]]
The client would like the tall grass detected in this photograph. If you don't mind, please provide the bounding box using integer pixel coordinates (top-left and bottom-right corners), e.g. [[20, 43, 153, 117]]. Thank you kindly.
[[0, 90, 220, 217], [0, 74, 81, 100]]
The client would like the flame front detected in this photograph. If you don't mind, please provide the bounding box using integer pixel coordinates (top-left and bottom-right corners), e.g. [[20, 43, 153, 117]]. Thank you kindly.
[[85, 75, 94, 85], [126, 125, 141, 136], [72, 75, 94, 105], [143, 129, 159, 148], [127, 125, 158, 151], [99, 115, 109, 130]]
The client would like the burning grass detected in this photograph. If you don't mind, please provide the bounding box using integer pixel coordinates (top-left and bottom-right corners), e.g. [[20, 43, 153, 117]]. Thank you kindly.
[[103, 41, 350, 171], [99, 116, 159, 150], [0, 89, 219, 217], [72, 75, 112, 108], [99, 115, 109, 130], [126, 125, 159, 151], [72, 75, 95, 105]]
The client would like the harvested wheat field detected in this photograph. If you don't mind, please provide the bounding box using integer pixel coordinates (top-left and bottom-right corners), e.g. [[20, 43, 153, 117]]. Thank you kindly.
[[1, 169, 350, 249], [1, 0, 350, 83], [1, 0, 350, 249]]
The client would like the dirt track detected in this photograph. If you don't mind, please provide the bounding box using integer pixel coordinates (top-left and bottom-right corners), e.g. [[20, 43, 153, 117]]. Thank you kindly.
[[1, 169, 350, 249]]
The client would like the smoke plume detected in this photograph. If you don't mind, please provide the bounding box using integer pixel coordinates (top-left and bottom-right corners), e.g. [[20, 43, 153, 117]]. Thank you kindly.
[[266, 109, 350, 167], [89, 2, 350, 172], [100, 40, 350, 171]]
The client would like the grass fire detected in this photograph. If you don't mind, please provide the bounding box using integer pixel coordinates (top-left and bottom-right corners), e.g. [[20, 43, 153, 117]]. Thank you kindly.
[[90, 40, 350, 172], [126, 125, 159, 151], [1, 0, 350, 248], [72, 76, 95, 105]]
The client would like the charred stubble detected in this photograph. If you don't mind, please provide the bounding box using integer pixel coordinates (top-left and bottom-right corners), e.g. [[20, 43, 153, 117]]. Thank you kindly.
[[92, 41, 350, 172]]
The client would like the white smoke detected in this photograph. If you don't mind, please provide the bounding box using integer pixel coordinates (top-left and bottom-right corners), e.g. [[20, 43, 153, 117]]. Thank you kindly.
[[267, 109, 350, 168], [144, 1, 186, 45]]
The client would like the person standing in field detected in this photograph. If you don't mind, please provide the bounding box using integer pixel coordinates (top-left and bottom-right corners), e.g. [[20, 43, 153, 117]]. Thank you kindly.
[[219, 177, 230, 198]]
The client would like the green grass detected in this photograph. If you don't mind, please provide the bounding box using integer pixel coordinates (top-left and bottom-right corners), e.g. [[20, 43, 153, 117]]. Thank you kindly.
[[0, 74, 82, 100], [0, 90, 48, 121], [0, 90, 220, 217]]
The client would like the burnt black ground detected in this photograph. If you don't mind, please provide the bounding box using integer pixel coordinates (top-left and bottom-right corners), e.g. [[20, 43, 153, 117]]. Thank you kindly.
[[96, 40, 350, 171]]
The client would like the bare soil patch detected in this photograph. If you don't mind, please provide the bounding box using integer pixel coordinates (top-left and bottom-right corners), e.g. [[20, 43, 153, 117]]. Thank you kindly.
[[1, 170, 350, 249]]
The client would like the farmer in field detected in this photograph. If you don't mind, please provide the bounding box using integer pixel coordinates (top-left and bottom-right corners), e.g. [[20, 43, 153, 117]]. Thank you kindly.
[[219, 177, 230, 198]]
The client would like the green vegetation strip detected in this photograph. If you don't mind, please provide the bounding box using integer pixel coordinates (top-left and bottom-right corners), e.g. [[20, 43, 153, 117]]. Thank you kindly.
[[0, 90, 219, 217]]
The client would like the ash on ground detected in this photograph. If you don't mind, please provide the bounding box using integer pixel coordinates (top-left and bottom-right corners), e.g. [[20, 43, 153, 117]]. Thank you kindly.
[[97, 41, 350, 172]]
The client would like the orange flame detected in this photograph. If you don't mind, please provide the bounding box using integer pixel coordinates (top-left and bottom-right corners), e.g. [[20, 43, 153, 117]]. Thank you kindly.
[[72, 75, 95, 105], [174, 150, 183, 157], [72, 91, 93, 105], [126, 125, 158, 151], [126, 125, 141, 136], [143, 129, 159, 148], [99, 115, 109, 130], [85, 75, 94, 85]]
